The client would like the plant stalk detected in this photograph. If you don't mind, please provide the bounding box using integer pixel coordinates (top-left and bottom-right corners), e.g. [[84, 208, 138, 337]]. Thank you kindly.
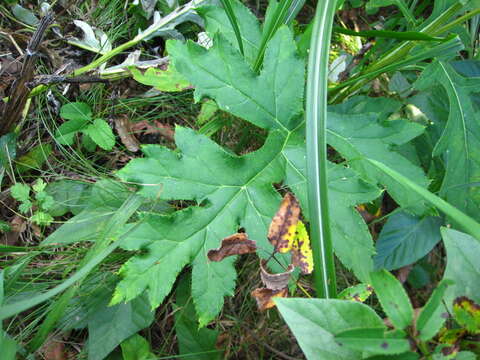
[[305, 0, 338, 298]]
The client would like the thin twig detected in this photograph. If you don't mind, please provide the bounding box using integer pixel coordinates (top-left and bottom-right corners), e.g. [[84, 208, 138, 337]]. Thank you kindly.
[[27, 75, 109, 88]]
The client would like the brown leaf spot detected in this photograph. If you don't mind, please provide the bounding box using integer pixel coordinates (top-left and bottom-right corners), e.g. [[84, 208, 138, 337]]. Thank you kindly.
[[207, 233, 257, 262], [267, 193, 300, 252], [114, 114, 140, 152]]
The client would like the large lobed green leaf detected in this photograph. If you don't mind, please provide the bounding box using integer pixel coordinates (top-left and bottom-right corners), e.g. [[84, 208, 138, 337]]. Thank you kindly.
[[110, 8, 430, 325]]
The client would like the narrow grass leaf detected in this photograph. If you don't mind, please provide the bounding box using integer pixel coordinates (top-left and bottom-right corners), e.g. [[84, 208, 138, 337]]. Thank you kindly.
[[366, 158, 480, 241]]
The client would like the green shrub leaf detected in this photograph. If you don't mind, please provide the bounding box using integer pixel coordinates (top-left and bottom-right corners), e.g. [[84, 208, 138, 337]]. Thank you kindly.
[[275, 298, 384, 360], [370, 269, 414, 329], [374, 211, 443, 270], [120, 334, 156, 360], [83, 119, 115, 150], [87, 293, 154, 360]]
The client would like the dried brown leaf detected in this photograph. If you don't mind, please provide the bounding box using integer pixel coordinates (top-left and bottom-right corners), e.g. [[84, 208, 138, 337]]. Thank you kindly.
[[131, 120, 175, 142], [114, 114, 140, 152], [259, 259, 294, 290], [207, 233, 257, 262], [251, 287, 288, 311], [267, 193, 300, 253]]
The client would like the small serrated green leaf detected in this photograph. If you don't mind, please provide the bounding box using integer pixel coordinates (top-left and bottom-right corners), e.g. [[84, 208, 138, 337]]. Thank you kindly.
[[121, 334, 157, 360], [32, 179, 47, 193], [370, 269, 414, 329], [18, 200, 32, 214], [81, 133, 97, 152], [83, 119, 115, 150], [10, 183, 30, 202], [30, 212, 54, 226]]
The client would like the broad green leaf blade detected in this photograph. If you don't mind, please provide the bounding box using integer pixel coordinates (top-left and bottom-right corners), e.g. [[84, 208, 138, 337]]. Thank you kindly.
[[60, 102, 92, 121], [334, 327, 411, 355], [327, 110, 429, 214], [88, 294, 154, 360], [121, 334, 156, 360], [198, 0, 261, 65], [83, 119, 115, 150], [275, 298, 385, 360], [442, 228, 480, 308], [370, 270, 414, 329], [175, 275, 221, 359], [168, 26, 304, 132], [414, 62, 480, 221], [374, 212, 443, 271], [416, 279, 454, 341]]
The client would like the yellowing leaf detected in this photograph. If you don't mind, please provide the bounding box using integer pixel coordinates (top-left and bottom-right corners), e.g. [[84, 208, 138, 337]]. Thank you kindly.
[[130, 65, 191, 92], [267, 193, 300, 253], [453, 296, 480, 334], [291, 220, 314, 274], [339, 283, 374, 303]]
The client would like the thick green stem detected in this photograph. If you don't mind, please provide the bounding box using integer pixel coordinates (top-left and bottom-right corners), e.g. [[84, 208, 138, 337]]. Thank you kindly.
[[305, 0, 338, 298]]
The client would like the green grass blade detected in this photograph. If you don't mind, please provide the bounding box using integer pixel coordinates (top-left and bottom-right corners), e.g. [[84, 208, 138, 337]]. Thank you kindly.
[[305, 0, 338, 298], [333, 26, 446, 41], [284, 0, 306, 25], [366, 159, 480, 242], [219, 0, 244, 55], [252, 0, 294, 72]]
